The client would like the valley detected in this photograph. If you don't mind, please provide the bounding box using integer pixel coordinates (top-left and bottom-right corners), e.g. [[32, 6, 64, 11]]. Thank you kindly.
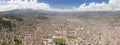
[[0, 11, 120, 45]]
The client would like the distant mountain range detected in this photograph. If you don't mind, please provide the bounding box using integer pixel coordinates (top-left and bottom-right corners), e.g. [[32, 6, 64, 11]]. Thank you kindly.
[[0, 9, 120, 16]]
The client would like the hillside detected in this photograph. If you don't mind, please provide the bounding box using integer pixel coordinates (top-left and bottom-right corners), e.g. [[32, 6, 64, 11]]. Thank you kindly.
[[0, 10, 120, 45]]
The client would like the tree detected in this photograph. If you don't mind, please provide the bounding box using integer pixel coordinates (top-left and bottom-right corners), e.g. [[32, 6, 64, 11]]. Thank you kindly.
[[0, 17, 16, 29], [0, 23, 3, 29], [14, 37, 24, 45], [1, 42, 9, 45]]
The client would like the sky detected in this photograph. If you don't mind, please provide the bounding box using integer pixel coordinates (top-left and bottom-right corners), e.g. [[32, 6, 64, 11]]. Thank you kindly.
[[0, 0, 120, 12], [38, 0, 109, 8]]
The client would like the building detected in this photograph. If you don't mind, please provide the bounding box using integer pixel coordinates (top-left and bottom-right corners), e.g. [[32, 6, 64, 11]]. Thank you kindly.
[[42, 38, 55, 45]]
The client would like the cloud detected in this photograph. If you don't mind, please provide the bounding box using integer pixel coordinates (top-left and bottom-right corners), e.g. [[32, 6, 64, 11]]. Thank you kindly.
[[68, 0, 120, 11], [0, 0, 120, 12]]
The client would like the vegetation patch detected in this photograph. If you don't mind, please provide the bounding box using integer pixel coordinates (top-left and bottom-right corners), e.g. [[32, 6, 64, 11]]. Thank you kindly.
[[14, 37, 24, 45], [68, 35, 77, 39], [53, 38, 66, 45], [0, 17, 16, 29], [1, 42, 9, 45], [37, 15, 48, 19]]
